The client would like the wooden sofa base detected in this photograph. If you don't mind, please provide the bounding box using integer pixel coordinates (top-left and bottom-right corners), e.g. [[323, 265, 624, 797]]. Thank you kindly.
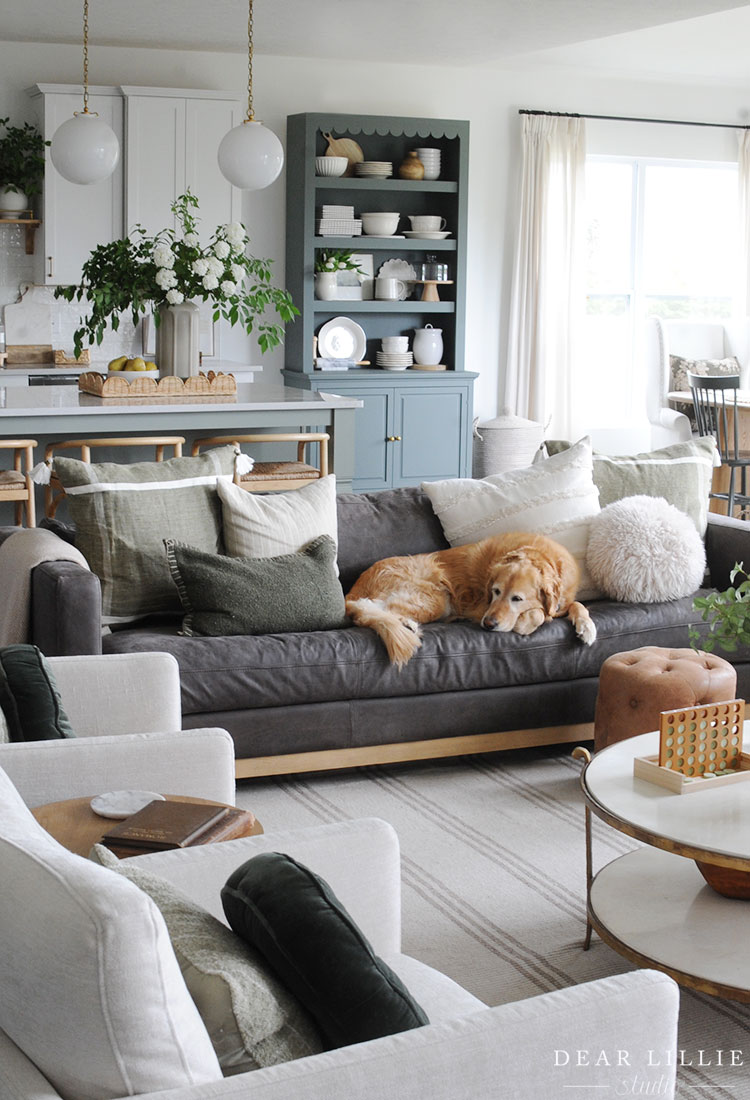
[[234, 722, 595, 779]]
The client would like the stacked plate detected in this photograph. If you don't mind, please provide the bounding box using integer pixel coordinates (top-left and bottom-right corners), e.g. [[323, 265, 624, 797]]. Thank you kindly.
[[355, 161, 393, 178], [415, 147, 441, 181], [377, 350, 413, 370]]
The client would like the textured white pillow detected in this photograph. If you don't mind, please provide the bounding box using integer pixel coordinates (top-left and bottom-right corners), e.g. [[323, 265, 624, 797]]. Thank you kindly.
[[218, 474, 338, 559], [0, 768, 221, 1100], [585, 495, 706, 603], [421, 436, 601, 598]]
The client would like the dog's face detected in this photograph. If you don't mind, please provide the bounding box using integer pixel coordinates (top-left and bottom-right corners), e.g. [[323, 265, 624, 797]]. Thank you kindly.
[[480, 552, 560, 633]]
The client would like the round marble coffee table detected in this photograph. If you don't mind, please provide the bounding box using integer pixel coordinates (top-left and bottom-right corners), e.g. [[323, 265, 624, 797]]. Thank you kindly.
[[578, 730, 750, 1002]]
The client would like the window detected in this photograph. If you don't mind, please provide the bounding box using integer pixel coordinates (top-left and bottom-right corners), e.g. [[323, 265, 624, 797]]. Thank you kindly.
[[583, 156, 740, 429]]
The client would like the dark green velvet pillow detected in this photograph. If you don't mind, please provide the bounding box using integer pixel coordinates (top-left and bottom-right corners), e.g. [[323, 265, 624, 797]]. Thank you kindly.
[[0, 645, 76, 742], [221, 852, 429, 1050], [164, 535, 347, 638]]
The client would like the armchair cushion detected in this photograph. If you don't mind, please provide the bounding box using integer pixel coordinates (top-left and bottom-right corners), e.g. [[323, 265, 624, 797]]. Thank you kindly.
[[0, 644, 75, 742], [222, 852, 429, 1050]]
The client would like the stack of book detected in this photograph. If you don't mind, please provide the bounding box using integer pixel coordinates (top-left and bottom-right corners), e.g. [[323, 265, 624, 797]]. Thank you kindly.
[[100, 799, 256, 858], [316, 204, 362, 237]]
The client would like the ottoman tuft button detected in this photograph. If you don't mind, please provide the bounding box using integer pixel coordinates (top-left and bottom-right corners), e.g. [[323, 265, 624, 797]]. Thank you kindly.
[[629, 698, 639, 708]]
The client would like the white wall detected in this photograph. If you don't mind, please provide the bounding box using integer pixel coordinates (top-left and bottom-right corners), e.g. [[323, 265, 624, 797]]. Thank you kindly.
[[1, 39, 749, 419]]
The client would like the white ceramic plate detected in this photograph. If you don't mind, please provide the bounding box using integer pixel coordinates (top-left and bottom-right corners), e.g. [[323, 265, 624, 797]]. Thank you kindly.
[[380, 365, 410, 371], [403, 230, 452, 240], [317, 316, 367, 362], [377, 259, 417, 300], [90, 790, 166, 819]]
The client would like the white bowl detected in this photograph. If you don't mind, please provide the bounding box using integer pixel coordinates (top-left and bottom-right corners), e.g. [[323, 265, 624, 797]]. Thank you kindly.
[[381, 337, 409, 351], [315, 156, 348, 177], [361, 211, 400, 236]]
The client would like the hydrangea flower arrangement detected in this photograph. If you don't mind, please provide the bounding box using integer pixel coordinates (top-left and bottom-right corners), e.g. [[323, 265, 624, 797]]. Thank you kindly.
[[56, 190, 297, 358]]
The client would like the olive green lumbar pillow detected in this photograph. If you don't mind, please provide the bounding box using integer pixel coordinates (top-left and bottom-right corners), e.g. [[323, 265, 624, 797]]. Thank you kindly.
[[222, 852, 429, 1050], [0, 644, 75, 742], [164, 534, 346, 637], [53, 445, 238, 624], [91, 845, 323, 1075]]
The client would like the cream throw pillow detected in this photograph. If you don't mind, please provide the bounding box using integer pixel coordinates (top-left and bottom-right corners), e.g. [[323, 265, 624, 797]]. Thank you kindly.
[[421, 437, 601, 599], [218, 474, 338, 559]]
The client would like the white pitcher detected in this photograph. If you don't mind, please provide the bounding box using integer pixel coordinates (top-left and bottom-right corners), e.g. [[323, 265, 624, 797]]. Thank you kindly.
[[413, 324, 443, 366]]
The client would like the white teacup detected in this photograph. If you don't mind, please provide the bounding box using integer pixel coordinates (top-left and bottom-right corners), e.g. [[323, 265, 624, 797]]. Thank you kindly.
[[408, 215, 447, 232], [375, 277, 407, 301], [381, 336, 409, 352]]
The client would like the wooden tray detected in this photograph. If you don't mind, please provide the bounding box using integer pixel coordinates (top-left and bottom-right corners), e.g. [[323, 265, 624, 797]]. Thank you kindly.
[[79, 370, 236, 398], [634, 752, 750, 794]]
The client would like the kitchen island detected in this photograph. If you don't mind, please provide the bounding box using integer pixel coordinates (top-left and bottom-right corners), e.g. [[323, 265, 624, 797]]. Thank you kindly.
[[0, 382, 362, 491]]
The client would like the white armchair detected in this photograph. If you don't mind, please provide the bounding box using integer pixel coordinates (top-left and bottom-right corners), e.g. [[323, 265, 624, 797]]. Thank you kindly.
[[646, 316, 750, 448], [0, 651, 235, 807]]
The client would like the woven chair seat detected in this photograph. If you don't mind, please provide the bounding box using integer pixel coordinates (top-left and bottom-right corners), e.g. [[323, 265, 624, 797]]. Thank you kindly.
[[239, 461, 321, 483], [0, 470, 26, 489]]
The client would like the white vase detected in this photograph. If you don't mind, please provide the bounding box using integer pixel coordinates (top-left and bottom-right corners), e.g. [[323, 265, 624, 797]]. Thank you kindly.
[[0, 186, 28, 218], [413, 324, 443, 366], [315, 272, 338, 301], [156, 301, 201, 378]]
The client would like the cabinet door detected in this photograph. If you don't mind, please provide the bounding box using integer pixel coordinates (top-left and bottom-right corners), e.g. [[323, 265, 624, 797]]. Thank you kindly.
[[125, 95, 186, 235], [185, 99, 242, 236], [395, 387, 466, 486], [350, 388, 393, 492], [37, 91, 123, 285]]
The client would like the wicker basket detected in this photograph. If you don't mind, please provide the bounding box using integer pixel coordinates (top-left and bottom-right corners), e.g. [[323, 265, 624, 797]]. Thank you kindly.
[[472, 414, 544, 478]]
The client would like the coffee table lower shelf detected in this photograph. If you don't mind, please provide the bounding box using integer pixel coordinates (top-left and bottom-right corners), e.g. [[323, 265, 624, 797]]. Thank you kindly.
[[589, 846, 750, 1003]]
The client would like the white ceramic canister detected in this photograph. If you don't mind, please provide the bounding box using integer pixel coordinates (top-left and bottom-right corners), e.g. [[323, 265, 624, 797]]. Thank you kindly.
[[412, 324, 443, 365]]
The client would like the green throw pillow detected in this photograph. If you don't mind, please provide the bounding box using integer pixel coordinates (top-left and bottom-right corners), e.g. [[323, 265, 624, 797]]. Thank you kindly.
[[164, 534, 347, 637], [221, 852, 429, 1050], [53, 445, 238, 624], [0, 645, 75, 742], [542, 437, 716, 535]]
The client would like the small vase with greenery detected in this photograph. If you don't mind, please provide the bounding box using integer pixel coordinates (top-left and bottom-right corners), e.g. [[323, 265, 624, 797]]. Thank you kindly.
[[0, 117, 49, 209], [690, 563, 750, 653], [55, 189, 298, 358], [314, 249, 363, 274]]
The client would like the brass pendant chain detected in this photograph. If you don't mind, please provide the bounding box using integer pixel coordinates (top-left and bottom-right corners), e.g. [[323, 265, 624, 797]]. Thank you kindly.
[[82, 0, 90, 114], [246, 0, 255, 122]]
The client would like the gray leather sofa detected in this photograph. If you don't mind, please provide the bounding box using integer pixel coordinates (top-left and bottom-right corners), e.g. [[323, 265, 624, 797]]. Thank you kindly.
[[3, 487, 749, 778]]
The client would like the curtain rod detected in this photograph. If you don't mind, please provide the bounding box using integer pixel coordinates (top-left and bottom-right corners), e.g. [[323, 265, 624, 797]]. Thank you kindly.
[[519, 108, 750, 131]]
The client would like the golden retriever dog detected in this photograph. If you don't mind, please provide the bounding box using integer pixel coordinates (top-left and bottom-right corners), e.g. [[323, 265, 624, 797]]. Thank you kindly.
[[345, 531, 596, 668]]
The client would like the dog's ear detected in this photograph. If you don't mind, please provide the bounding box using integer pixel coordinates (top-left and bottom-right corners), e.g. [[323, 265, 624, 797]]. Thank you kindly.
[[538, 565, 562, 616]]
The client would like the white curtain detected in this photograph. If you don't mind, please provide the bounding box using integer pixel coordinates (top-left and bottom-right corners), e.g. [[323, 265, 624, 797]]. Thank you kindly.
[[738, 130, 750, 316], [504, 114, 586, 440]]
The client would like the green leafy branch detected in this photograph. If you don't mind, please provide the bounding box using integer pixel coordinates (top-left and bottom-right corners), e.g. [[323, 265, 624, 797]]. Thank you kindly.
[[690, 563, 750, 653]]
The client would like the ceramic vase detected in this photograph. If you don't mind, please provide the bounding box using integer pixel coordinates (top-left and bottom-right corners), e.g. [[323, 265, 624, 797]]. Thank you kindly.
[[413, 324, 443, 366], [315, 271, 338, 301], [0, 186, 28, 218], [156, 301, 200, 378], [398, 152, 425, 180]]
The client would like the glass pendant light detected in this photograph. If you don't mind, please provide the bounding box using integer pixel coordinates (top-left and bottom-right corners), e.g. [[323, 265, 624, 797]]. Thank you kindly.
[[50, 0, 120, 186], [217, 0, 283, 190]]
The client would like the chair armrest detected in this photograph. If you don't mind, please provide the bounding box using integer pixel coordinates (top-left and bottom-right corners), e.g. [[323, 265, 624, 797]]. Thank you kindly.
[[705, 512, 750, 589], [130, 970, 679, 1100], [129, 817, 402, 956], [32, 559, 102, 656], [48, 652, 182, 736], [0, 727, 236, 808]]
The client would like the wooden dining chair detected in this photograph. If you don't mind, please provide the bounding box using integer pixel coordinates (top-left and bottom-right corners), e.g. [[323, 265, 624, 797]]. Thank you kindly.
[[43, 436, 186, 519], [688, 372, 750, 519], [190, 433, 329, 491], [0, 439, 38, 526]]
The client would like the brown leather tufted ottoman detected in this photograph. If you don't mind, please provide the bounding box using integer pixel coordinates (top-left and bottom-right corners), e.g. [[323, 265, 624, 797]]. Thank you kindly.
[[594, 646, 737, 752]]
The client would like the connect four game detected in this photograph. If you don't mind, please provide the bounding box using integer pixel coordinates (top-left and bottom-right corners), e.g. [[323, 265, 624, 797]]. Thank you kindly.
[[658, 700, 745, 776]]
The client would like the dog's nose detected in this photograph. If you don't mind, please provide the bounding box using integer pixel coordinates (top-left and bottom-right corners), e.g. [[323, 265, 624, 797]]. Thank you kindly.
[[481, 616, 497, 631]]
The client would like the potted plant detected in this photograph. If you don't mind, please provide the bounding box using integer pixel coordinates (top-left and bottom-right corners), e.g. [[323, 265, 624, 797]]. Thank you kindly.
[[314, 249, 363, 301], [55, 189, 298, 375], [690, 563, 750, 653], [0, 117, 48, 216]]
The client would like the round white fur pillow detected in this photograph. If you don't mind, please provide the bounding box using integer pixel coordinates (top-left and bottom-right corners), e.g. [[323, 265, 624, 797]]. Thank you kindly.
[[585, 495, 706, 603]]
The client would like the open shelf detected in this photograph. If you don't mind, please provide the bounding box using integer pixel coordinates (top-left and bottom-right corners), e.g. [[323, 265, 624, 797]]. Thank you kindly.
[[313, 300, 454, 313], [0, 216, 41, 255]]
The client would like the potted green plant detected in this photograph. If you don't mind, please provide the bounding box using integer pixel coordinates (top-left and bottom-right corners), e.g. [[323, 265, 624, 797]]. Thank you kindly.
[[314, 248, 363, 301], [690, 563, 750, 653], [55, 189, 298, 375], [0, 117, 48, 215]]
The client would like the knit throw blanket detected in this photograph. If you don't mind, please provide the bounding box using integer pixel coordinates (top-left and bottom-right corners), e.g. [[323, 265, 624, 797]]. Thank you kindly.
[[0, 529, 90, 647]]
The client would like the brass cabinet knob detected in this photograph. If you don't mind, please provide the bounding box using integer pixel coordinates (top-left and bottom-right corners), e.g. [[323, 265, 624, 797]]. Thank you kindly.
[[386, 436, 402, 442]]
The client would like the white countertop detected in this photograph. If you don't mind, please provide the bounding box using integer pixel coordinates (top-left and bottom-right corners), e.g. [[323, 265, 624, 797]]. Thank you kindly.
[[1, 359, 263, 377]]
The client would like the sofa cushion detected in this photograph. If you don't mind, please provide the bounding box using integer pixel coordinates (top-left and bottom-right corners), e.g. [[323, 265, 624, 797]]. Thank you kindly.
[[165, 535, 347, 637], [91, 845, 323, 1074], [0, 766, 221, 1100], [218, 474, 338, 560], [0, 644, 75, 742], [53, 445, 237, 624], [542, 437, 716, 535], [222, 852, 428, 1049]]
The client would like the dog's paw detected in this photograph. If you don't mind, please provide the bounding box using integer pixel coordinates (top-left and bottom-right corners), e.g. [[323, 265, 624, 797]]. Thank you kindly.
[[402, 617, 420, 634], [513, 608, 545, 635], [575, 616, 597, 646]]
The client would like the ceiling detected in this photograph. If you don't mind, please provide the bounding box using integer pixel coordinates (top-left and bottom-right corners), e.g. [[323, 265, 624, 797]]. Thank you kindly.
[[2, 0, 750, 68]]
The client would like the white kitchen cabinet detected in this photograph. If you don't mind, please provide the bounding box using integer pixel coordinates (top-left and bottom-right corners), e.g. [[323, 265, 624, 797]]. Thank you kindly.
[[122, 88, 243, 240], [27, 84, 124, 286]]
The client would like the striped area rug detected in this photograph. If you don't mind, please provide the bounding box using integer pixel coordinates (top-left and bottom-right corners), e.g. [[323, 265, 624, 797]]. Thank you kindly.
[[236, 746, 749, 1099]]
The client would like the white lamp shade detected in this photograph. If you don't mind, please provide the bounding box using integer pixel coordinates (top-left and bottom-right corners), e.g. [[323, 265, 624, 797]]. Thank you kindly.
[[50, 112, 120, 186], [217, 120, 284, 190]]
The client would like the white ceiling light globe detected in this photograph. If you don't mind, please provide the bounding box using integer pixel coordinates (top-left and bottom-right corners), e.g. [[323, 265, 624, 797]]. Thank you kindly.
[[217, 120, 284, 190], [50, 112, 120, 186]]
